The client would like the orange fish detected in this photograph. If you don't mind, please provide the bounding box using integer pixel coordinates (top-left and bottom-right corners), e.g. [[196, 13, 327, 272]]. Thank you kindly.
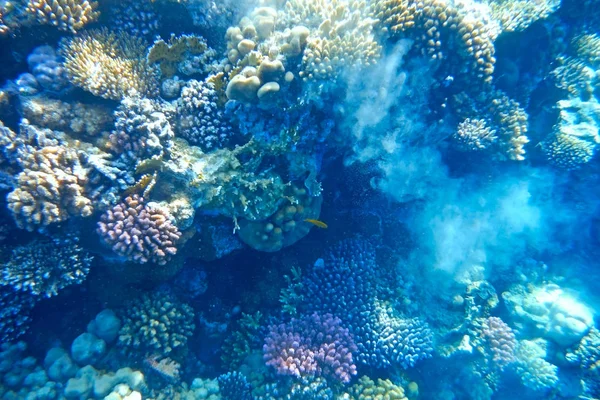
[[304, 218, 328, 228]]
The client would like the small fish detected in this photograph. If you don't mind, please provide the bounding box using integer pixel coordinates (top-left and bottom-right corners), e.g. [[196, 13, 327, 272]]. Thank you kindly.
[[304, 218, 328, 228]]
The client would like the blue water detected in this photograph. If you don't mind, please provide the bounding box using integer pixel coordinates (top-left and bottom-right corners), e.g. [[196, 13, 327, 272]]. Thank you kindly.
[[0, 0, 598, 398]]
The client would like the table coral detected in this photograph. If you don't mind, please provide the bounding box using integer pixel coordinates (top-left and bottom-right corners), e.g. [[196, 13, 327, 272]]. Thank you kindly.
[[97, 194, 182, 265], [60, 28, 158, 100]]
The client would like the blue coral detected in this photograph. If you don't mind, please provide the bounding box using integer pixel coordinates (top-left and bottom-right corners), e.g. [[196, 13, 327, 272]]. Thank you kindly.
[[218, 371, 252, 400], [301, 239, 433, 368]]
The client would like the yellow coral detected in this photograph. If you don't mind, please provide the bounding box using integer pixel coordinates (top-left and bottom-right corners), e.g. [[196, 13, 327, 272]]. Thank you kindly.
[[148, 34, 210, 78], [347, 376, 408, 400], [60, 29, 158, 100], [26, 0, 99, 33]]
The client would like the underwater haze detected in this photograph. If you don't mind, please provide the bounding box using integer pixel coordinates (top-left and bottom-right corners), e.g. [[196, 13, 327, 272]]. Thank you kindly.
[[0, 0, 599, 398]]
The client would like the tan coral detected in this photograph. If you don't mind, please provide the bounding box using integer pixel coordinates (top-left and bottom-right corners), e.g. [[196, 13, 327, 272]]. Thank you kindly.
[[60, 28, 158, 100], [373, 0, 497, 84], [7, 145, 93, 231], [27, 0, 99, 33]]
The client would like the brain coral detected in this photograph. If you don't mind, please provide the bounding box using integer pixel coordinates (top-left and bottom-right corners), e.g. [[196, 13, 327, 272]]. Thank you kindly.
[[97, 194, 182, 265], [27, 0, 99, 33], [118, 291, 195, 359], [60, 28, 158, 100], [1, 236, 92, 297]]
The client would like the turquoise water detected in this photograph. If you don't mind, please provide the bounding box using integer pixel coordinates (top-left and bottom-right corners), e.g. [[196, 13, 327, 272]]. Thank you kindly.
[[0, 0, 598, 398]]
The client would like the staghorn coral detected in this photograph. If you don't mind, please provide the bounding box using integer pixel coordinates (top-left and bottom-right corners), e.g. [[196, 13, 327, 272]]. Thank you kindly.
[[453, 118, 498, 151], [1, 236, 92, 297], [175, 78, 234, 151], [97, 194, 182, 265], [7, 124, 95, 231], [60, 28, 158, 100], [372, 0, 498, 84], [347, 376, 407, 399], [263, 312, 357, 383], [118, 291, 195, 360], [26, 0, 99, 33], [485, 0, 561, 32], [480, 316, 517, 370], [109, 96, 174, 166], [237, 184, 323, 252]]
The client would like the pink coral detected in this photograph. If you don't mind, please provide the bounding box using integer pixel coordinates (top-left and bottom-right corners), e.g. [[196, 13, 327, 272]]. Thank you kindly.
[[263, 313, 357, 383], [97, 194, 181, 265], [482, 316, 517, 369]]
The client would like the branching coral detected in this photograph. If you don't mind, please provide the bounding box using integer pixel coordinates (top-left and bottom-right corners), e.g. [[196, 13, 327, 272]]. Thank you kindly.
[[175, 79, 234, 151], [0, 286, 36, 342], [60, 28, 158, 100], [347, 376, 407, 399], [26, 0, 99, 33], [263, 312, 357, 383], [97, 194, 182, 265], [453, 118, 498, 151], [1, 236, 92, 297], [485, 0, 561, 32], [542, 98, 600, 169], [372, 0, 498, 84], [118, 291, 195, 359], [109, 96, 174, 166], [6, 124, 94, 231], [218, 371, 253, 400], [480, 316, 517, 370], [302, 240, 433, 368]]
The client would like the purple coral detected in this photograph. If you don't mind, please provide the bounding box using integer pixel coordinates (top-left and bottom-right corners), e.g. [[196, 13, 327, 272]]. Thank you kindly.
[[482, 316, 517, 369], [97, 194, 181, 265], [263, 313, 357, 383]]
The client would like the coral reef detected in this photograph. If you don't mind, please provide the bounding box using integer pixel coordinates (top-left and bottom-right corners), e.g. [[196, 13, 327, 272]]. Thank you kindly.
[[109, 96, 174, 166], [1, 235, 92, 297], [302, 240, 433, 368], [148, 34, 215, 78], [60, 28, 158, 100], [218, 371, 253, 400], [347, 376, 407, 399], [453, 118, 498, 152], [480, 316, 517, 370], [27, 0, 99, 32], [175, 78, 234, 151], [97, 194, 182, 265], [263, 312, 357, 383], [485, 0, 561, 32], [118, 291, 195, 360]]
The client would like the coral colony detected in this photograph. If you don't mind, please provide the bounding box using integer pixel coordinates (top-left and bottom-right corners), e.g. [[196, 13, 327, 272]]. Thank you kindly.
[[0, 0, 599, 399]]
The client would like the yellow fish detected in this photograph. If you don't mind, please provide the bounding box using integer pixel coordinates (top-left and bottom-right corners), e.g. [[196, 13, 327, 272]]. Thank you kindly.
[[304, 218, 328, 229]]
